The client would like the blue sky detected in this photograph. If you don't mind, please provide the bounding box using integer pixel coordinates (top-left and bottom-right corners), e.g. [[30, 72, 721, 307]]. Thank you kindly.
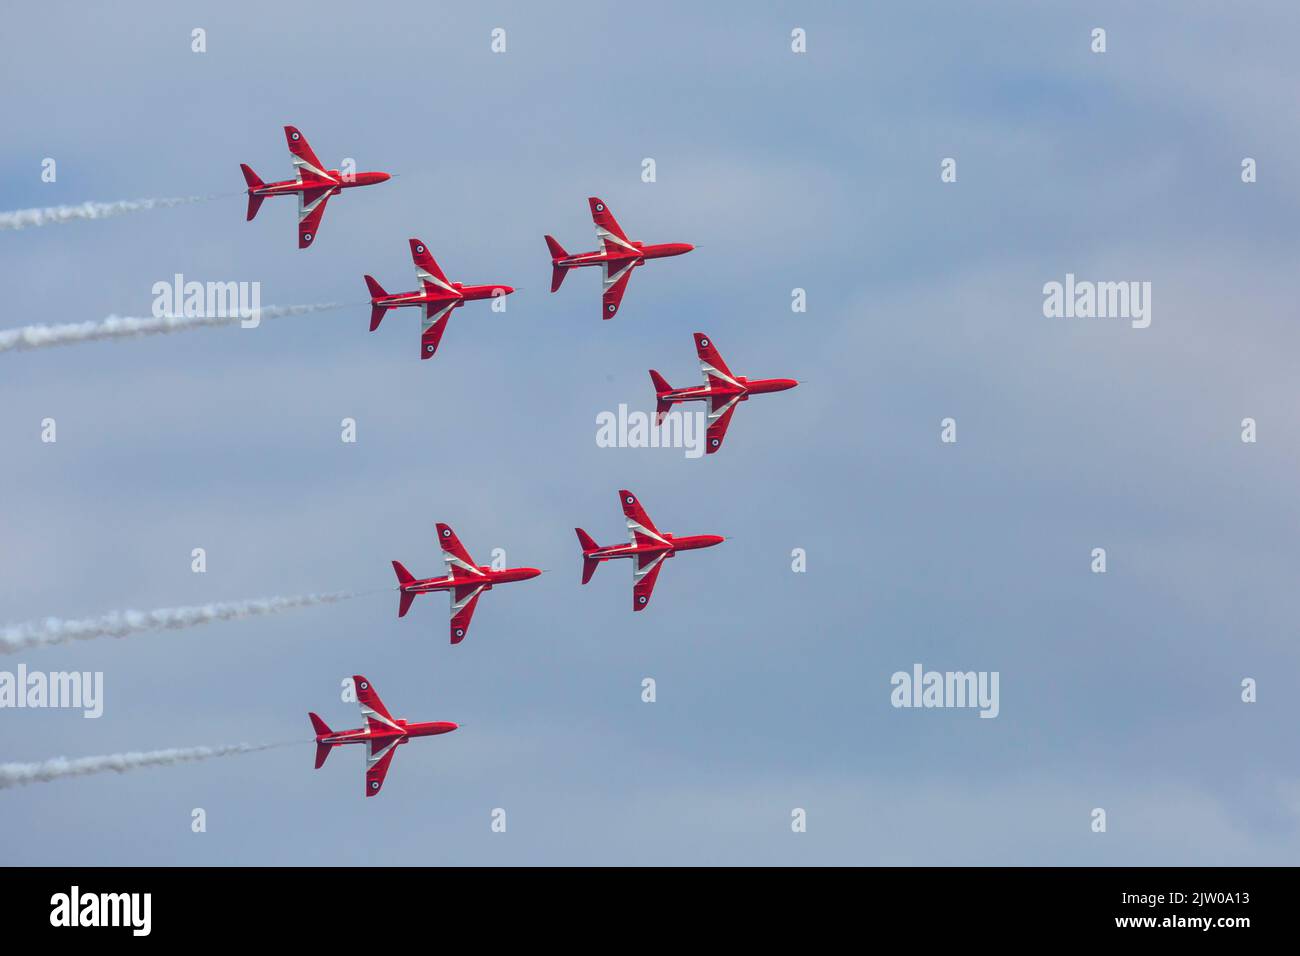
[[2, 1, 1299, 864]]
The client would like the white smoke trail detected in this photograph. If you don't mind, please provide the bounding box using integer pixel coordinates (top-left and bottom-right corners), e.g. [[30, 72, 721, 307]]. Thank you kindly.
[[0, 592, 356, 654], [0, 741, 297, 790], [0, 302, 343, 354], [0, 196, 212, 230]]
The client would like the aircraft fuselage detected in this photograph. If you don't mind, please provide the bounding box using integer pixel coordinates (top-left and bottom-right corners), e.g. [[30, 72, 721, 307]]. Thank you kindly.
[[660, 375, 799, 406], [373, 282, 514, 310], [587, 534, 724, 562], [556, 241, 693, 269], [400, 566, 542, 595], [250, 170, 390, 197]]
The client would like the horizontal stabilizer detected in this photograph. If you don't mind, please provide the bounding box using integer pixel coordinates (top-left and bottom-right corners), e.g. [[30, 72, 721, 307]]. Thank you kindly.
[[392, 560, 415, 585], [309, 712, 333, 767], [546, 236, 570, 292], [241, 165, 266, 221], [393, 561, 417, 617], [576, 528, 600, 584], [550, 264, 569, 293], [364, 276, 390, 330], [397, 590, 415, 618]]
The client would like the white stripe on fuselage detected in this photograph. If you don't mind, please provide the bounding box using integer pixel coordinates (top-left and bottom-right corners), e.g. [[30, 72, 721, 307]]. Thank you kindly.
[[668, 386, 716, 399]]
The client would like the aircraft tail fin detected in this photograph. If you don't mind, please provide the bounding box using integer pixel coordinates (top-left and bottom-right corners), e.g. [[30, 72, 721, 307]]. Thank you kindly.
[[309, 712, 333, 768], [364, 276, 390, 330], [392, 561, 417, 617], [241, 165, 266, 221], [546, 236, 570, 292], [576, 528, 600, 584], [649, 371, 674, 421]]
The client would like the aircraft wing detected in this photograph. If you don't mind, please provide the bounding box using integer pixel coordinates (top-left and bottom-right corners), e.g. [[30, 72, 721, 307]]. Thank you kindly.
[[601, 260, 636, 320], [706, 395, 741, 454], [420, 301, 457, 359], [449, 583, 487, 644], [409, 239, 455, 294], [353, 675, 402, 734], [365, 736, 401, 797], [589, 197, 635, 252], [632, 550, 668, 611], [437, 523, 484, 578], [619, 489, 670, 548], [694, 333, 740, 387], [284, 126, 336, 184], [297, 187, 332, 249]]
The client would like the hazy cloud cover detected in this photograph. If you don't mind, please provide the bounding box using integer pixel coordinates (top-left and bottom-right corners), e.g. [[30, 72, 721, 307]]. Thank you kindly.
[[1, 1, 1298, 864]]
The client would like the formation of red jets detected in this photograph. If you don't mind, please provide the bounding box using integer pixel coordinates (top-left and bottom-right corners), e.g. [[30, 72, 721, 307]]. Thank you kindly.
[[241, 126, 798, 795]]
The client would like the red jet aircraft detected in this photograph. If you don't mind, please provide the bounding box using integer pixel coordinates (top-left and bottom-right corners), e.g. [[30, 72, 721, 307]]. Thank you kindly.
[[309, 675, 457, 797], [392, 523, 542, 643], [240, 125, 390, 249], [575, 490, 724, 611], [364, 239, 515, 360], [650, 332, 799, 454], [545, 197, 693, 319]]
